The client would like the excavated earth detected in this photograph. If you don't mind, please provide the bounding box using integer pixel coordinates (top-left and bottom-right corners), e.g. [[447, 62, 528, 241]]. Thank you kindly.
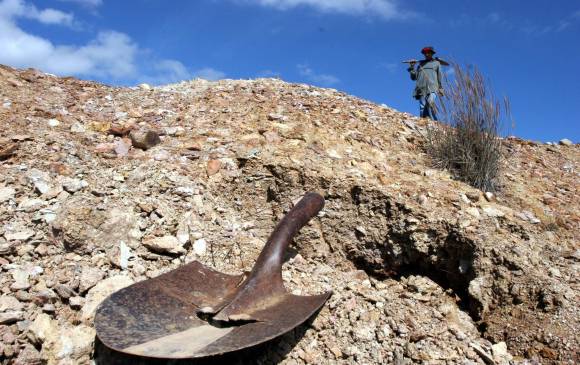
[[0, 65, 578, 365]]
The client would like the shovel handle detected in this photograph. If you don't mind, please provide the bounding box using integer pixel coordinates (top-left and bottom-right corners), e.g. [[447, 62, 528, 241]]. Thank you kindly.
[[211, 192, 326, 321], [251, 192, 324, 280]]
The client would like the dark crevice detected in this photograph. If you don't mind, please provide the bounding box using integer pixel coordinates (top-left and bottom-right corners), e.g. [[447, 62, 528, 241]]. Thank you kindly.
[[350, 186, 362, 205]]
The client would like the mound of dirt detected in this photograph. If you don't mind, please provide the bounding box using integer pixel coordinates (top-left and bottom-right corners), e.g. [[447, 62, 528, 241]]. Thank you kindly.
[[0, 65, 578, 364]]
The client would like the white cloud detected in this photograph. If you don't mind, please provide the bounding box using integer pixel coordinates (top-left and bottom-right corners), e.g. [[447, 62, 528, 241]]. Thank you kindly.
[[0, 8, 138, 79], [154, 59, 191, 80], [142, 60, 194, 85], [34, 8, 74, 25], [141, 63, 227, 85], [0, 0, 74, 26], [0, 0, 225, 84], [193, 67, 226, 81], [297, 64, 339, 86], [237, 0, 411, 20], [57, 0, 102, 8]]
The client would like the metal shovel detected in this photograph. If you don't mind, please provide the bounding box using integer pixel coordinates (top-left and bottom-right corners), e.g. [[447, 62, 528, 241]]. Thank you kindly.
[[95, 192, 331, 360]]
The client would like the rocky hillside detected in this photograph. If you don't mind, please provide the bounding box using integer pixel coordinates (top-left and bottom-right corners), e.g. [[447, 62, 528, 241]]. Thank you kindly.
[[0, 64, 578, 365]]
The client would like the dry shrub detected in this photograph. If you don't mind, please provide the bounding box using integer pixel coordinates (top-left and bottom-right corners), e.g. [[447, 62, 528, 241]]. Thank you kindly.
[[427, 64, 510, 192]]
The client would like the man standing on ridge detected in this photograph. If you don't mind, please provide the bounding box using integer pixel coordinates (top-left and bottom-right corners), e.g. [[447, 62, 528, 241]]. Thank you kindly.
[[407, 46, 444, 120]]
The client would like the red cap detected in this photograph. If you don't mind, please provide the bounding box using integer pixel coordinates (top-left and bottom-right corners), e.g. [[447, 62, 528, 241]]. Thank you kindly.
[[421, 46, 436, 54]]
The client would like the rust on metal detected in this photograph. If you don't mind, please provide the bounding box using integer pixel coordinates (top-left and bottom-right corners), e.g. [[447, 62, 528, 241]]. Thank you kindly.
[[95, 192, 331, 359]]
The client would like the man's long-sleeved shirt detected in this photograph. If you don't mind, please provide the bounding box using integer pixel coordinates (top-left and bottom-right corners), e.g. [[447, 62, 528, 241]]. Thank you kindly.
[[408, 59, 443, 99]]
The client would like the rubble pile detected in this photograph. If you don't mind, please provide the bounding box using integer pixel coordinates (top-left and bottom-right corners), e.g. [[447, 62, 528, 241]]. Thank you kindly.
[[0, 65, 578, 364]]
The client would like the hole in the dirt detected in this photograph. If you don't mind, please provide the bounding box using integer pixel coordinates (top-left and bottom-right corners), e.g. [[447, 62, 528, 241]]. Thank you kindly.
[[347, 227, 479, 320], [395, 263, 473, 314], [236, 157, 249, 169], [350, 186, 362, 205]]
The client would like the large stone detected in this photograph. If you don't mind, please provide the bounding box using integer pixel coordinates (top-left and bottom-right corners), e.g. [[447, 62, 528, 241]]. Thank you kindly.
[[5, 230, 35, 241], [52, 202, 141, 254], [558, 138, 573, 146], [0, 295, 24, 311], [44, 325, 95, 364], [13, 344, 42, 365], [143, 235, 186, 255], [114, 138, 131, 157], [26, 169, 52, 194], [129, 129, 160, 150], [0, 186, 16, 202], [28, 313, 58, 344], [18, 198, 45, 212], [51, 199, 105, 252], [28, 313, 95, 364], [0, 311, 24, 324], [482, 206, 505, 218], [61, 178, 88, 193], [207, 159, 222, 176], [491, 341, 513, 363], [78, 266, 105, 293], [10, 269, 31, 290], [82, 275, 134, 322]]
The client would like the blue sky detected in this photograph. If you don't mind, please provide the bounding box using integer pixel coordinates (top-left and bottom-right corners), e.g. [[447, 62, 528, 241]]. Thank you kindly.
[[1, 0, 579, 142]]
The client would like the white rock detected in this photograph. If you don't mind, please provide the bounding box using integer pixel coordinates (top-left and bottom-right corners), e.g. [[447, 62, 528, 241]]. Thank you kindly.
[[491, 341, 512, 362], [18, 198, 45, 212], [112, 174, 125, 182], [522, 211, 541, 224], [0, 186, 16, 202], [558, 138, 573, 146], [62, 178, 88, 193], [153, 149, 171, 161], [0, 311, 23, 324], [29, 314, 95, 363], [28, 313, 58, 344], [10, 269, 31, 290], [82, 275, 134, 322], [548, 267, 561, 278], [0, 295, 24, 311], [459, 193, 471, 204], [143, 236, 186, 255], [69, 296, 84, 309], [47, 118, 60, 127], [118, 241, 132, 269], [70, 122, 86, 133], [138, 83, 151, 90], [482, 206, 505, 218], [37, 208, 57, 223], [484, 192, 494, 201], [50, 325, 95, 362], [465, 207, 481, 218], [165, 126, 185, 136], [79, 266, 105, 293], [26, 169, 52, 194], [175, 186, 195, 197], [5, 230, 35, 241], [193, 238, 207, 256], [268, 113, 288, 122], [108, 240, 133, 269]]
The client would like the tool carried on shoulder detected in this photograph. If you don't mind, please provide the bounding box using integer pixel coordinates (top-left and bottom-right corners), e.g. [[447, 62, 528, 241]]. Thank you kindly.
[[403, 57, 450, 66], [95, 192, 331, 360]]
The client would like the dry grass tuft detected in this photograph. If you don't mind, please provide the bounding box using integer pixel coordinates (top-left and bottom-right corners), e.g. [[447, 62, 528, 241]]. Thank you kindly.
[[427, 64, 511, 192]]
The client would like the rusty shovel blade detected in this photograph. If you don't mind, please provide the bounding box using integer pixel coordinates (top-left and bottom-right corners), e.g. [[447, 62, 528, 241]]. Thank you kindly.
[[95, 192, 331, 359]]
